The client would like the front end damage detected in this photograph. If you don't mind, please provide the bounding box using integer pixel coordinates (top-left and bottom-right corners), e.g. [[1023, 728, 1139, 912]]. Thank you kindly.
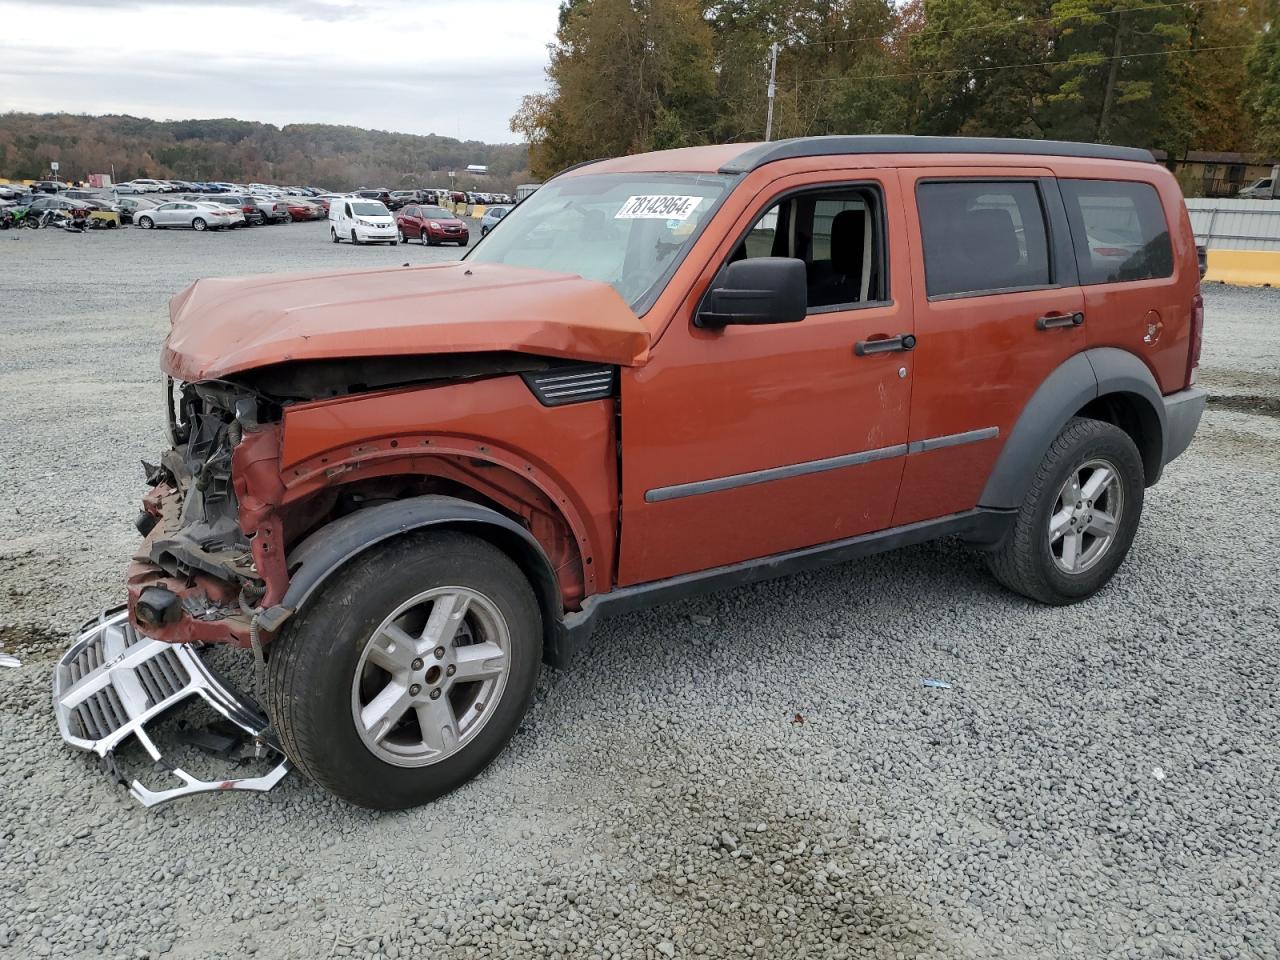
[[53, 380, 295, 806], [128, 378, 289, 647]]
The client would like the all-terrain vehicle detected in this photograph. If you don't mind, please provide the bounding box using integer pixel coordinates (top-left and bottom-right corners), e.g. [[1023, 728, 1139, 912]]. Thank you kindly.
[[57, 136, 1206, 809]]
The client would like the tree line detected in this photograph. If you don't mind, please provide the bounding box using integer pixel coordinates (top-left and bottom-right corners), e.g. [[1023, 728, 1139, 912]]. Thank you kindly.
[[0, 113, 531, 191], [512, 0, 1279, 180]]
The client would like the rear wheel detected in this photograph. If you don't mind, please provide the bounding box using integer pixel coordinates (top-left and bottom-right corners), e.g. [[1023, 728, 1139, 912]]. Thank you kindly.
[[986, 417, 1144, 605], [266, 531, 542, 810], [192, 217, 207, 232]]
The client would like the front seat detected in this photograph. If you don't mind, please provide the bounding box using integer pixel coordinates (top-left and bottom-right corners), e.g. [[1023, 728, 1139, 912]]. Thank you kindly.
[[808, 209, 866, 308]]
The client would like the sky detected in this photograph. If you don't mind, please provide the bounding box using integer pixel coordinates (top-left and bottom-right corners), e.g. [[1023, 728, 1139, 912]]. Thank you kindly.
[[0, 0, 561, 144]]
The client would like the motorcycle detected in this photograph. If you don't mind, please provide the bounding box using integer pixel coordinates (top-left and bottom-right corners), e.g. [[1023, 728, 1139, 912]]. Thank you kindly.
[[24, 209, 86, 232]]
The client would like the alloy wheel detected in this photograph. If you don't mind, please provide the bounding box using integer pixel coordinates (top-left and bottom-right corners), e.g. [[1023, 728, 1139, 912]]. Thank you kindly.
[[350, 587, 511, 767], [1048, 458, 1124, 574]]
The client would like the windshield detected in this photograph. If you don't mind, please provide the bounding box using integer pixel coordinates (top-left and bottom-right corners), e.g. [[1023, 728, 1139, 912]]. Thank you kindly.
[[352, 201, 388, 216], [466, 172, 732, 310], [421, 206, 451, 219]]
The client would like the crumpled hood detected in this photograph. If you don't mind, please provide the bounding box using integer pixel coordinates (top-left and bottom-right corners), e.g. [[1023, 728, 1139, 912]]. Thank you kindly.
[[162, 261, 652, 382]]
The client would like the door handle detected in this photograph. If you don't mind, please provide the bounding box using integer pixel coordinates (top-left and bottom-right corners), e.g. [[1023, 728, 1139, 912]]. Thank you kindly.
[[1036, 312, 1084, 331], [854, 333, 917, 356]]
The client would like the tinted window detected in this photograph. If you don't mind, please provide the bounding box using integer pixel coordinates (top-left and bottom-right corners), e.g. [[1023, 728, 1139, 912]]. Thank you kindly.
[[1059, 179, 1173, 284], [918, 181, 1051, 297]]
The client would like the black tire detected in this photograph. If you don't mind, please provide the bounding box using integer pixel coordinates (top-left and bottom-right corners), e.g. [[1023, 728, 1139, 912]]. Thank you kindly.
[[138, 216, 154, 230], [986, 417, 1144, 605], [192, 217, 207, 232], [331, 227, 340, 243], [396, 227, 406, 243], [266, 530, 542, 810], [351, 229, 361, 245]]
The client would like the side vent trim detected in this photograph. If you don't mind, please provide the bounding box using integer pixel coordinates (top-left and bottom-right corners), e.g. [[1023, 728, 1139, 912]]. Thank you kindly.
[[522, 364, 617, 407]]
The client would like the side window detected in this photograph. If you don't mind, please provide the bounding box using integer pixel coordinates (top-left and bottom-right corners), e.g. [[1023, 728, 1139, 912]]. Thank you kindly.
[[729, 185, 887, 312], [740, 205, 783, 259], [344, 202, 352, 217], [1058, 179, 1173, 284], [918, 181, 1051, 298]]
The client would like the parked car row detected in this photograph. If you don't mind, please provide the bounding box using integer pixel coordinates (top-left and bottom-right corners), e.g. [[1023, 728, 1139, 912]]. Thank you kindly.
[[355, 188, 516, 211], [0, 181, 334, 232], [2, 178, 505, 241]]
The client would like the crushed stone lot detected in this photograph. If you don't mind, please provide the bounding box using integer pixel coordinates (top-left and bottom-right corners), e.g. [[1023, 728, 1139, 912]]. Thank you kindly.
[[1, 224, 1278, 960]]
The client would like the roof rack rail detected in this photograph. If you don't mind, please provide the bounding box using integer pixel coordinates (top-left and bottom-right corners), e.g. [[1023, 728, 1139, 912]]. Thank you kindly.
[[720, 136, 1155, 174]]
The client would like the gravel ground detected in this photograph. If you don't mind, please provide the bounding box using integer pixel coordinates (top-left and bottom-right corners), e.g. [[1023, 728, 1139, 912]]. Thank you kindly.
[[1, 224, 1277, 960]]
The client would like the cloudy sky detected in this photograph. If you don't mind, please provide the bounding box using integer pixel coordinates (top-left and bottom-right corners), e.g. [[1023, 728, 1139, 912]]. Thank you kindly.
[[0, 0, 560, 143]]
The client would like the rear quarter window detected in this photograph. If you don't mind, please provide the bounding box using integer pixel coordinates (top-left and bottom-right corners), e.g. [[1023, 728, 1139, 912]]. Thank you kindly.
[[1059, 179, 1173, 284]]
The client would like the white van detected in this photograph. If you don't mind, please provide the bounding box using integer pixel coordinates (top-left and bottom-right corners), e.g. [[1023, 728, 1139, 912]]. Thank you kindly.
[[329, 197, 397, 245]]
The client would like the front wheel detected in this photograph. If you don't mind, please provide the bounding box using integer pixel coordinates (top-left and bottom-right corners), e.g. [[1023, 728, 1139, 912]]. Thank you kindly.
[[351, 229, 361, 245], [397, 227, 406, 243], [986, 417, 1144, 605], [331, 227, 340, 243], [266, 530, 542, 810]]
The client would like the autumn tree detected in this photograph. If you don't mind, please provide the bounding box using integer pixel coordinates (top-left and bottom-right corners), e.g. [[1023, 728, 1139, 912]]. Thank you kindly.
[[1246, 1, 1280, 154], [513, 0, 718, 178]]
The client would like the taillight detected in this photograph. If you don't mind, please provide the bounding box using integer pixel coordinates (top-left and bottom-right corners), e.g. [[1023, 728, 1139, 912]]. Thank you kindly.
[[1186, 292, 1204, 387]]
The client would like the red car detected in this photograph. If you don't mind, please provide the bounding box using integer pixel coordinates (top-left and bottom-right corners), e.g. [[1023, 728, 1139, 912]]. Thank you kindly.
[[282, 200, 321, 221], [395, 204, 469, 246]]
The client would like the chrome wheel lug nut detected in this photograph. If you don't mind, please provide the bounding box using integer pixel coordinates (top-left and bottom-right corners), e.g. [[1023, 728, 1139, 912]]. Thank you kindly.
[[434, 646, 446, 659], [411, 657, 424, 671], [409, 684, 422, 696], [446, 664, 456, 677], [429, 689, 441, 700]]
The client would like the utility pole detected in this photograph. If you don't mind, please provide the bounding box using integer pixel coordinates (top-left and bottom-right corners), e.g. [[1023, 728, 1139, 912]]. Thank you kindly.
[[765, 42, 779, 142]]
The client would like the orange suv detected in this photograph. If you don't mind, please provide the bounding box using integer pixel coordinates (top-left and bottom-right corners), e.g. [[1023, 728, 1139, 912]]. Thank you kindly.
[[71, 137, 1207, 808]]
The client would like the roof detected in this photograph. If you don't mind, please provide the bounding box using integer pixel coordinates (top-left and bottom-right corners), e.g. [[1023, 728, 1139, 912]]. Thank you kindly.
[[565, 136, 1155, 178]]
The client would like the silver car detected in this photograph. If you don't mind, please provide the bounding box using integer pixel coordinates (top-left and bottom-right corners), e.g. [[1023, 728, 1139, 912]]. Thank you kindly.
[[479, 205, 511, 237], [134, 201, 243, 231]]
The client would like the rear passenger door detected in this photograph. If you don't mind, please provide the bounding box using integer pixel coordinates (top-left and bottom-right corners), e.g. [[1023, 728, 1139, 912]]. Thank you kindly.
[[893, 168, 1084, 526]]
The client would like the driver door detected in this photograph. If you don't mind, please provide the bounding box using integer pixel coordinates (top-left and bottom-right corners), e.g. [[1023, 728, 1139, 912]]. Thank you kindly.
[[616, 170, 915, 585]]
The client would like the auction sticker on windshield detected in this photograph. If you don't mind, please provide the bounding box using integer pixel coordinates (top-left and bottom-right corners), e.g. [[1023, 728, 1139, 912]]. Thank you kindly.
[[616, 195, 703, 221]]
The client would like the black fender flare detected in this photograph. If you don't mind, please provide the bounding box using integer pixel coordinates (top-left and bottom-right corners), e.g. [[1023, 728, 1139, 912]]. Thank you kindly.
[[978, 347, 1167, 511], [258, 495, 566, 662]]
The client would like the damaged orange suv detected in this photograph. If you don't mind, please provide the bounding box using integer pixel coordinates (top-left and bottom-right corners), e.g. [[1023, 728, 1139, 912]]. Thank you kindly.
[[61, 137, 1206, 808]]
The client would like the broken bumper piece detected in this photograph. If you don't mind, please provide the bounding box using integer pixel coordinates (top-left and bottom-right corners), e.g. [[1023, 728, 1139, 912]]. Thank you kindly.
[[53, 607, 290, 807]]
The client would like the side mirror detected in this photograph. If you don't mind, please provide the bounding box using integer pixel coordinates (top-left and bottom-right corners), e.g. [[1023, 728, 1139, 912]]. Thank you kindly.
[[696, 257, 807, 328]]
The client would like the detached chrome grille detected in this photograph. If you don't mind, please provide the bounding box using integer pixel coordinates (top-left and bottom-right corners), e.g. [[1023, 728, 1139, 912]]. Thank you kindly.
[[53, 608, 290, 807], [522, 364, 616, 407]]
